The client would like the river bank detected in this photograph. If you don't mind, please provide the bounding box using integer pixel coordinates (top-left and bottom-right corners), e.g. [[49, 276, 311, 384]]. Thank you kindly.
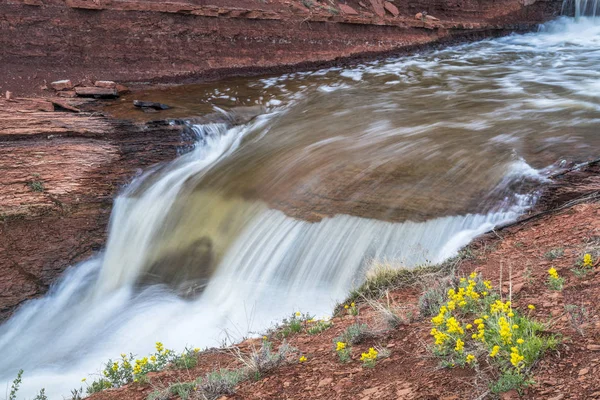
[[1, 0, 562, 97]]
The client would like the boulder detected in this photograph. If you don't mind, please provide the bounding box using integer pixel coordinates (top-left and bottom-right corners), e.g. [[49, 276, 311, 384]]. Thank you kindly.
[[133, 100, 171, 110], [50, 80, 73, 91]]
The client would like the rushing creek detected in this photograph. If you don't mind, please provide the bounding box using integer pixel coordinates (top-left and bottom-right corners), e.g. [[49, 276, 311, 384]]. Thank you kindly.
[[2, 16, 600, 399]]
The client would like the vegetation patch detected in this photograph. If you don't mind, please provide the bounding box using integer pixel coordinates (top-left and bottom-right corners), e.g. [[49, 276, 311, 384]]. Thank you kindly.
[[428, 272, 559, 394]]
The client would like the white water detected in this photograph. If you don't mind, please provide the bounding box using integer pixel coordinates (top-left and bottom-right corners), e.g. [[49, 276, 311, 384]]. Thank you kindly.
[[1, 16, 600, 399]]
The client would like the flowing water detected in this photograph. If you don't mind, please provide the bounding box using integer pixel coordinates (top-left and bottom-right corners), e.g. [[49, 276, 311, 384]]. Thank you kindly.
[[2, 16, 600, 398]]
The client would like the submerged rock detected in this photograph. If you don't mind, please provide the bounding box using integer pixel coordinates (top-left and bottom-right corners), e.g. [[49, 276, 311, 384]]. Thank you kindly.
[[133, 100, 171, 110]]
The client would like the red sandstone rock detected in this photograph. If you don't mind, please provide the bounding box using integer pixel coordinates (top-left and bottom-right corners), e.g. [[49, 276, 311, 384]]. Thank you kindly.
[[384, 1, 399, 17], [50, 80, 73, 91], [75, 86, 118, 97], [57, 90, 77, 98], [94, 80, 117, 88], [369, 0, 385, 17], [116, 84, 130, 95], [339, 4, 358, 15]]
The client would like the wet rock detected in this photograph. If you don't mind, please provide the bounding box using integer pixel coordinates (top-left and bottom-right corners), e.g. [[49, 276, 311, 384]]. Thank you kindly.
[[75, 86, 118, 98], [339, 4, 358, 15], [384, 1, 399, 17], [50, 79, 73, 91], [133, 100, 171, 110], [94, 80, 117, 88]]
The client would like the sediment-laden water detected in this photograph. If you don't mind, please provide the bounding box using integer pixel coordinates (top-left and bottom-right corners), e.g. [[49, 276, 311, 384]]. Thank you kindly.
[[2, 16, 600, 398]]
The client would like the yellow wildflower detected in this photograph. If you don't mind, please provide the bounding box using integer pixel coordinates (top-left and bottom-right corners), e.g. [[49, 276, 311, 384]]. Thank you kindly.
[[583, 253, 593, 267], [299, 355, 307, 363], [490, 345, 500, 357], [508, 312, 515, 317], [466, 354, 475, 363], [510, 348, 524, 367], [360, 347, 378, 362], [446, 317, 464, 335], [295, 311, 301, 317], [336, 341, 347, 351], [194, 348, 200, 353], [455, 338, 464, 352], [351, 302, 355, 308], [517, 338, 525, 344], [512, 324, 519, 330], [112, 362, 119, 372], [548, 267, 559, 280], [483, 280, 492, 290], [155, 342, 164, 353], [528, 304, 535, 310], [470, 272, 478, 279], [466, 324, 473, 330], [344, 305, 349, 309], [81, 378, 87, 382]]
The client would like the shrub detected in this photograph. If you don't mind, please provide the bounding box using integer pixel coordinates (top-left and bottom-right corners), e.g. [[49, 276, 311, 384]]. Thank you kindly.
[[335, 323, 373, 345], [544, 248, 564, 261]]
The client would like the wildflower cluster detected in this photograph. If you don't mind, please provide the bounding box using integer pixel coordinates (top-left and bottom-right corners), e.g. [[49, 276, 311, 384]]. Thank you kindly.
[[583, 253, 593, 267], [359, 347, 379, 368], [429, 272, 558, 392], [86, 342, 199, 394], [547, 267, 564, 290]]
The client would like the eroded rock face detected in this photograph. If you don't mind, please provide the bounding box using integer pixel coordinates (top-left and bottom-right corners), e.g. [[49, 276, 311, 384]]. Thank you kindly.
[[0, 98, 185, 321], [0, 0, 562, 96]]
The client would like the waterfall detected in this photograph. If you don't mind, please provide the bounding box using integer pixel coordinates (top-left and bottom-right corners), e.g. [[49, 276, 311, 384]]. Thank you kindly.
[[562, 0, 600, 17]]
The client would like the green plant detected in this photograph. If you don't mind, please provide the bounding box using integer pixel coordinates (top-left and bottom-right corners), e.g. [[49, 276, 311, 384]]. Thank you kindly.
[[335, 341, 351, 363], [168, 382, 196, 400], [360, 347, 379, 368], [33, 388, 48, 400], [307, 320, 333, 335], [279, 312, 311, 337], [565, 304, 588, 336], [233, 340, 297, 379], [544, 247, 564, 261], [429, 272, 558, 393], [70, 388, 83, 400], [490, 369, 534, 394], [335, 323, 373, 345], [9, 370, 23, 400], [171, 347, 199, 369], [198, 368, 246, 399], [87, 342, 199, 393], [547, 268, 564, 290]]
